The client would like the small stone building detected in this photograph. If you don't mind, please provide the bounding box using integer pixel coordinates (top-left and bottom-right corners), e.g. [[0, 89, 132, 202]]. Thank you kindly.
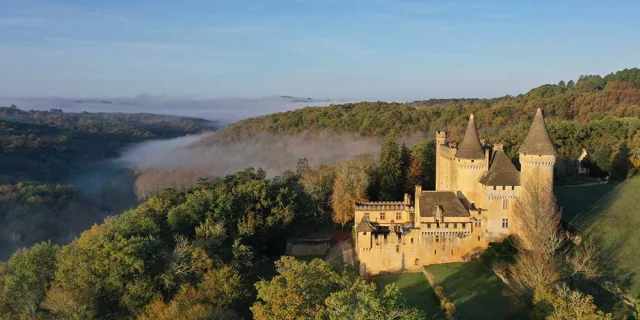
[[355, 109, 556, 275]]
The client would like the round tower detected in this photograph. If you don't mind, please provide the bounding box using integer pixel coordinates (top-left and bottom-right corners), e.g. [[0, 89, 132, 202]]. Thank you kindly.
[[454, 114, 486, 206], [518, 108, 556, 187]]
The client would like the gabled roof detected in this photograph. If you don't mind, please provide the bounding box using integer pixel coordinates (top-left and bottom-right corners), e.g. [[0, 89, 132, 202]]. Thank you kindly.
[[480, 150, 521, 186], [356, 217, 376, 232], [418, 191, 469, 218], [455, 114, 485, 159], [518, 108, 556, 155]]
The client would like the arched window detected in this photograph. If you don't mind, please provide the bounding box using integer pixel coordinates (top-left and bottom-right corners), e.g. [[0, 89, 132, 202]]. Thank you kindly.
[[396, 245, 400, 252], [415, 258, 419, 266]]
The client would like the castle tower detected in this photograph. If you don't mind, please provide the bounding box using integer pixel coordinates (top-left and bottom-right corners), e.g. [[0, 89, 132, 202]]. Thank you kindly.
[[454, 114, 486, 206], [518, 108, 556, 188]]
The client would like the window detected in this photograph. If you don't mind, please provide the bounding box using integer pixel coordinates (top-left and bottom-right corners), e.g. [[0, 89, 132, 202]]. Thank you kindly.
[[396, 212, 402, 220], [434, 250, 437, 255], [453, 223, 457, 229], [435, 235, 440, 243], [503, 199, 509, 210], [451, 250, 453, 255], [380, 212, 385, 220], [502, 218, 509, 228], [475, 220, 482, 228], [477, 236, 480, 241], [427, 223, 431, 229], [411, 238, 414, 244], [444, 223, 449, 229], [415, 258, 419, 266], [461, 223, 466, 229], [396, 245, 399, 252], [364, 212, 369, 220]]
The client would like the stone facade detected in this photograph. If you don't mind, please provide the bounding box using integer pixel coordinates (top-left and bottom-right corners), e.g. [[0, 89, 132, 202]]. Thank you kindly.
[[355, 109, 556, 276]]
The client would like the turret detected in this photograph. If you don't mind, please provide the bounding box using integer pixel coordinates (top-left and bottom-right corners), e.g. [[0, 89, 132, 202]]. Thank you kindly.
[[518, 108, 556, 187], [454, 114, 486, 205]]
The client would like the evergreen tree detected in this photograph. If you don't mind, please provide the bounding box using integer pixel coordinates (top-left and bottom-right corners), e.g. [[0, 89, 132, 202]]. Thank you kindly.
[[378, 135, 404, 201]]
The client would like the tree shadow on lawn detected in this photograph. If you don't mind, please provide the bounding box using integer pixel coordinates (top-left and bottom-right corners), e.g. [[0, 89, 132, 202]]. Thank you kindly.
[[434, 263, 515, 320]]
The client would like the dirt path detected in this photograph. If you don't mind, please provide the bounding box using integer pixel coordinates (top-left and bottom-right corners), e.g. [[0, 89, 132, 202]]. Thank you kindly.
[[326, 239, 355, 266]]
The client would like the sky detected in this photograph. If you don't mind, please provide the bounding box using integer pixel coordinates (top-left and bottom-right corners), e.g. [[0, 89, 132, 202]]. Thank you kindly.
[[1, 0, 639, 101]]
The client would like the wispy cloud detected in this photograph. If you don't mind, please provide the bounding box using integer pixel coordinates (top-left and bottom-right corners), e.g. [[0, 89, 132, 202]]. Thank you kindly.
[[46, 36, 225, 54]]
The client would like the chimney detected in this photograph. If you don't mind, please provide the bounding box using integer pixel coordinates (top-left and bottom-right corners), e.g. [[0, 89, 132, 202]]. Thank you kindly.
[[404, 193, 411, 205], [484, 148, 490, 171], [415, 185, 422, 195], [494, 142, 504, 151]]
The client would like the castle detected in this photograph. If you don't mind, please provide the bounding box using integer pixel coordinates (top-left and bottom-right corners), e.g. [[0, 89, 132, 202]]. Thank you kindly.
[[354, 109, 556, 275]]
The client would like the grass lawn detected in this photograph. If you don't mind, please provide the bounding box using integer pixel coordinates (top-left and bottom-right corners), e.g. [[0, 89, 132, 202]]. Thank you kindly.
[[555, 181, 618, 223], [425, 262, 513, 320], [569, 176, 640, 297], [372, 273, 444, 319]]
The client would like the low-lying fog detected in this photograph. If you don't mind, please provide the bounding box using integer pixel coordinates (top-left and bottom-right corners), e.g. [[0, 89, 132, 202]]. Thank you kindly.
[[0, 95, 342, 122]]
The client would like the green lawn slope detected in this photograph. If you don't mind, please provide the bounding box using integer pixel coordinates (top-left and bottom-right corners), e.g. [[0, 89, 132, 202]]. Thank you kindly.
[[569, 177, 640, 297], [425, 262, 513, 320], [372, 273, 444, 319]]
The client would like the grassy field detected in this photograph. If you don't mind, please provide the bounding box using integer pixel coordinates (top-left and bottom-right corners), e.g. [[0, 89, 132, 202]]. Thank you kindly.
[[425, 262, 513, 320], [556, 181, 618, 223], [567, 176, 640, 297], [372, 273, 444, 319]]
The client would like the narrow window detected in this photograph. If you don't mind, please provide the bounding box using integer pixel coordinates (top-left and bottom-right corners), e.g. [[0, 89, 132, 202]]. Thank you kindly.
[[396, 212, 402, 220], [435, 235, 440, 243], [380, 212, 385, 220], [445, 223, 449, 229], [427, 223, 431, 229], [411, 238, 414, 244], [475, 220, 482, 228], [502, 218, 509, 228], [461, 223, 466, 229], [434, 250, 437, 255], [477, 236, 480, 241], [396, 245, 399, 252], [451, 250, 453, 255], [415, 258, 419, 266], [503, 199, 509, 210], [453, 223, 457, 229]]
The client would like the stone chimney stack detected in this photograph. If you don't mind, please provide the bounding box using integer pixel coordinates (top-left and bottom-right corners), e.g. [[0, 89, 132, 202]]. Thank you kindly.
[[494, 142, 504, 151], [404, 193, 411, 205], [484, 148, 490, 171]]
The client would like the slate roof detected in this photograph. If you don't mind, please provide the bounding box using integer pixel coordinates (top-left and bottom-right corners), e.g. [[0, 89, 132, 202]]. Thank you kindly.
[[480, 150, 521, 186], [518, 108, 556, 155], [355, 217, 376, 232], [455, 114, 485, 159], [418, 191, 469, 218]]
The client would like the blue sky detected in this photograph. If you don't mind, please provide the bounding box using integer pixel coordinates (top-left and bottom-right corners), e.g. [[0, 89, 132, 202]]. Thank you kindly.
[[1, 0, 639, 101]]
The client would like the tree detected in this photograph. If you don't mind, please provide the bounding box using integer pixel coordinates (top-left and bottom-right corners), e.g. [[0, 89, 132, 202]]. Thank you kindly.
[[251, 257, 345, 320], [406, 139, 436, 193], [331, 155, 376, 227], [378, 135, 404, 201], [138, 266, 246, 320], [300, 166, 336, 220], [0, 241, 59, 319], [325, 279, 424, 320], [531, 284, 612, 320], [509, 174, 563, 295]]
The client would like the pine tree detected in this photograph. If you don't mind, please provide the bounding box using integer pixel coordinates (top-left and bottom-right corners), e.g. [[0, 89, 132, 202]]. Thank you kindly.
[[378, 135, 404, 201]]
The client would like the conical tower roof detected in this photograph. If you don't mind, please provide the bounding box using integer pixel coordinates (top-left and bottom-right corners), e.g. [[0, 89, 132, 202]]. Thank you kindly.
[[518, 108, 556, 155], [455, 114, 485, 159], [480, 150, 520, 186]]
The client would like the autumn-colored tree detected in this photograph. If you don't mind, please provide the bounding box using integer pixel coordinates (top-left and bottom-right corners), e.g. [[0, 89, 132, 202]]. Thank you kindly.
[[406, 139, 436, 193], [139, 266, 246, 320], [251, 256, 345, 320], [531, 284, 612, 320], [331, 155, 376, 227]]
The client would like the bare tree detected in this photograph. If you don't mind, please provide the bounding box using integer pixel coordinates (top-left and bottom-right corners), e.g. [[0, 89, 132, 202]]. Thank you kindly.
[[509, 172, 564, 294], [566, 240, 601, 281]]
